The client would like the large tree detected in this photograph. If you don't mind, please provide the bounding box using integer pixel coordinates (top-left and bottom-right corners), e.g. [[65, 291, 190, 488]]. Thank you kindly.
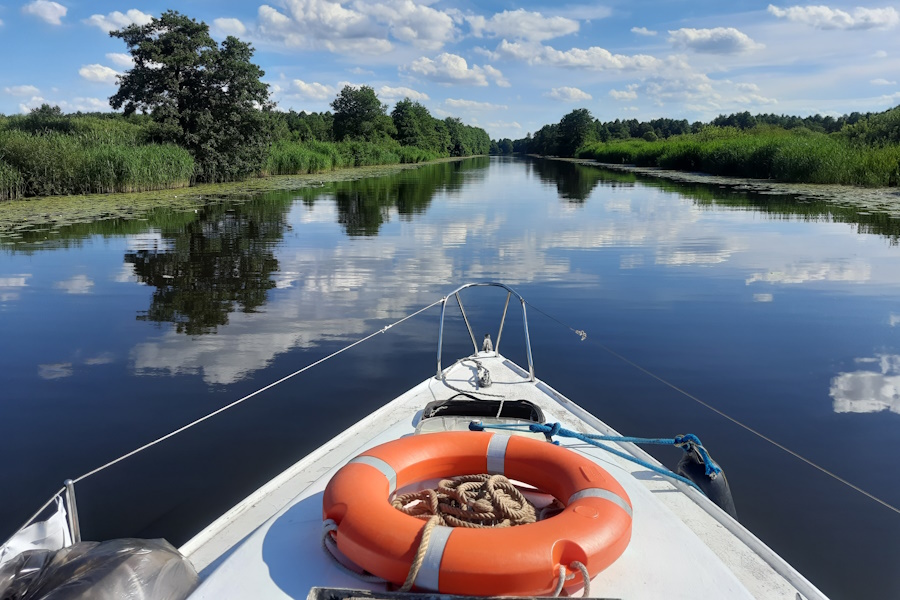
[[391, 98, 449, 155], [557, 108, 596, 157], [330, 85, 395, 142], [110, 11, 273, 182]]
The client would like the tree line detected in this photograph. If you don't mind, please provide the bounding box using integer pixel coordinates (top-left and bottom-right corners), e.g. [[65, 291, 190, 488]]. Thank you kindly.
[[492, 106, 900, 158], [0, 10, 489, 200], [490, 105, 900, 186]]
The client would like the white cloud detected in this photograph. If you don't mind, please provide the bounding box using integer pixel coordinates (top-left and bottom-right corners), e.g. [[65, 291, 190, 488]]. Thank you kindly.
[[348, 67, 375, 76], [871, 78, 897, 85], [631, 26, 657, 36], [105, 53, 134, 68], [18, 96, 46, 113], [407, 53, 508, 87], [545, 86, 592, 102], [768, 4, 900, 29], [379, 86, 429, 101], [64, 97, 111, 112], [213, 17, 247, 37], [495, 40, 662, 71], [79, 64, 119, 84], [259, 0, 456, 55], [361, 0, 457, 50], [445, 98, 508, 110], [753, 293, 774, 302], [4, 85, 40, 96], [291, 79, 336, 101], [609, 87, 638, 101], [55, 275, 94, 294], [22, 0, 67, 25], [84, 9, 152, 32], [467, 9, 579, 42], [668, 27, 763, 54], [873, 50, 888, 58]]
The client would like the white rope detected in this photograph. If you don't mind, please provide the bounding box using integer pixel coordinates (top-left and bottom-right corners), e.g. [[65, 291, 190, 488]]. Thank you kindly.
[[553, 561, 591, 597], [321, 519, 388, 584], [73, 298, 444, 484]]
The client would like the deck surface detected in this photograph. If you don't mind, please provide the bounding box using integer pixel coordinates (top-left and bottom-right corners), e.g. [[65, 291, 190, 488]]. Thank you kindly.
[[183, 353, 826, 600]]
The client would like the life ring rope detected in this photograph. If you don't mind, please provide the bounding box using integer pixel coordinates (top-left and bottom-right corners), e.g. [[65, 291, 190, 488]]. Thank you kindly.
[[322, 431, 632, 596]]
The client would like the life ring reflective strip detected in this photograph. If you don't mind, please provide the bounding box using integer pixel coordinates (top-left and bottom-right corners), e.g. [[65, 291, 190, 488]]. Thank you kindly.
[[322, 430, 632, 596]]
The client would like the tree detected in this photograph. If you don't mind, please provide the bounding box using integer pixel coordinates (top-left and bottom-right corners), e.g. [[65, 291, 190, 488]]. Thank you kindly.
[[110, 11, 273, 182], [557, 108, 596, 156], [331, 85, 395, 142], [391, 98, 447, 155]]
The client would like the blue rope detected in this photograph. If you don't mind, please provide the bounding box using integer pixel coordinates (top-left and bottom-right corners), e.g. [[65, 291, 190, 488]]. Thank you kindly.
[[468, 421, 722, 495]]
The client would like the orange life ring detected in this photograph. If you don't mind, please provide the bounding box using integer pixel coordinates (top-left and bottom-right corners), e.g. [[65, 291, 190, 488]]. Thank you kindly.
[[322, 430, 632, 596]]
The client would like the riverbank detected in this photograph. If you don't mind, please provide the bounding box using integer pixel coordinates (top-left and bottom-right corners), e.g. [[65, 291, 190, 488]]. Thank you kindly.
[[563, 157, 900, 219], [575, 127, 900, 187], [0, 157, 468, 240]]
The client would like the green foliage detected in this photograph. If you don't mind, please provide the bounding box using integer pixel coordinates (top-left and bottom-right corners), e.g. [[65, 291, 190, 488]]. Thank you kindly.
[[576, 126, 900, 186], [557, 108, 596, 157], [391, 98, 449, 156], [110, 10, 273, 182], [0, 160, 22, 201], [841, 105, 900, 146], [443, 117, 490, 156], [0, 127, 194, 197], [331, 85, 396, 142]]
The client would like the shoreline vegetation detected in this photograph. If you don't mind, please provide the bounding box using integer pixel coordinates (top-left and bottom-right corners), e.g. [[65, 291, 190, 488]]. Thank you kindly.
[[491, 106, 900, 187], [0, 11, 489, 202], [0, 104, 489, 202]]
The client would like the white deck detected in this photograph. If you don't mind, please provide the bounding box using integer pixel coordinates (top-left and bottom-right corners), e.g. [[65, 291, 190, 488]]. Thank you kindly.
[[182, 353, 828, 600]]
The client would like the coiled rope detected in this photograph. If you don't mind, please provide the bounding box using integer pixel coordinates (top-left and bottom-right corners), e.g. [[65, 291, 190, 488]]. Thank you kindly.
[[323, 473, 589, 596], [395, 474, 537, 592], [393, 474, 537, 528]]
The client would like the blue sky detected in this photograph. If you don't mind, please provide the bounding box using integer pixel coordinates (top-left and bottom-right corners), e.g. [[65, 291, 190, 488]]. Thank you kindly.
[[1, 0, 899, 139]]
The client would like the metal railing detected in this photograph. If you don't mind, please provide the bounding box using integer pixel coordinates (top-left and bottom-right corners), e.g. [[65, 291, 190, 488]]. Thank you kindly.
[[435, 282, 535, 381]]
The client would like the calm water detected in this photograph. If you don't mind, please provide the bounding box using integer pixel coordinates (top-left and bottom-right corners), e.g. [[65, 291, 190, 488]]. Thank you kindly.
[[2, 157, 898, 598]]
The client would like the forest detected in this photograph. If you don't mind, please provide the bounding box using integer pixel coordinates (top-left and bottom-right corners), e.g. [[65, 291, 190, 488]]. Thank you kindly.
[[0, 11, 489, 201], [493, 106, 900, 187]]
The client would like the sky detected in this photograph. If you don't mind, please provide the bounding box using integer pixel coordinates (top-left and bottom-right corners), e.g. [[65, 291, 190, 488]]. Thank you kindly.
[[0, 0, 899, 139]]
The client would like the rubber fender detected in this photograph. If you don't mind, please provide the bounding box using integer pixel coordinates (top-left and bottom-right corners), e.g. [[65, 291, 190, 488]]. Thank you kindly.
[[677, 449, 738, 520]]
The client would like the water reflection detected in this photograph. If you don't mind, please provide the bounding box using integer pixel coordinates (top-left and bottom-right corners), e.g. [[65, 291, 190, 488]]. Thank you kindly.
[[125, 199, 289, 335], [830, 355, 900, 414], [320, 160, 477, 236], [55, 274, 94, 294], [528, 159, 618, 202], [0, 274, 30, 302]]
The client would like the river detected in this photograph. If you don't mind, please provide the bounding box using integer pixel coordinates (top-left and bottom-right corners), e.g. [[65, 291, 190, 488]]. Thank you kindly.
[[1, 156, 898, 598]]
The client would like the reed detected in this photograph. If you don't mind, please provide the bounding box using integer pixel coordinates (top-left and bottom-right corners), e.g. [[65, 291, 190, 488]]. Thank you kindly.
[[577, 128, 900, 186], [0, 160, 22, 201], [0, 129, 193, 198], [263, 139, 438, 176]]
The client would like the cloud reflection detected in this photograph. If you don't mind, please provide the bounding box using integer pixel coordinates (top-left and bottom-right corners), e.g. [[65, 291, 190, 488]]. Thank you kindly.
[[55, 275, 94, 294], [746, 261, 872, 285], [38, 363, 73, 380], [830, 355, 900, 415], [0, 274, 30, 302]]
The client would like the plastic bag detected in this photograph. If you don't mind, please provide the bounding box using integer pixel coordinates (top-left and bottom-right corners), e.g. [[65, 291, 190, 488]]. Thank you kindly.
[[0, 538, 198, 600]]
